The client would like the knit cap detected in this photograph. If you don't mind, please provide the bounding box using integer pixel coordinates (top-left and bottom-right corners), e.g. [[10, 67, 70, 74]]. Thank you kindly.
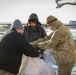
[[46, 15, 57, 25], [12, 19, 23, 29]]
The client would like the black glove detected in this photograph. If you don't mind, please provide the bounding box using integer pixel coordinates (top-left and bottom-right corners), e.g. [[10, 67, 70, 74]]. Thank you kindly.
[[38, 49, 44, 55], [38, 48, 44, 59]]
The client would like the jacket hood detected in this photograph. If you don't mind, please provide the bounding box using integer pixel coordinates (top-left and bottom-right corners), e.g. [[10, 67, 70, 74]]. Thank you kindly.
[[27, 13, 42, 31], [28, 13, 39, 23]]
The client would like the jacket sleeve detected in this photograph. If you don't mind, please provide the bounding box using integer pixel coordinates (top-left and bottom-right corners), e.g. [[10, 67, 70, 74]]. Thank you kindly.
[[17, 34, 39, 57], [38, 29, 64, 50], [41, 27, 47, 38], [30, 32, 53, 44]]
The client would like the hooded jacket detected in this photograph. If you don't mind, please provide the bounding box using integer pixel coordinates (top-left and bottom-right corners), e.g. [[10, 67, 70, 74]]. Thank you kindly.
[[23, 13, 47, 42], [0, 23, 39, 74]]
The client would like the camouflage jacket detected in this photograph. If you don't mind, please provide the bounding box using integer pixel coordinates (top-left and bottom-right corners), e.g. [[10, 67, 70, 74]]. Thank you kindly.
[[32, 24, 75, 65]]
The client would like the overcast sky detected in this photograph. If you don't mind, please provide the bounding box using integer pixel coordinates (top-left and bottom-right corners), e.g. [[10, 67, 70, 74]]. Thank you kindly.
[[0, 0, 76, 23]]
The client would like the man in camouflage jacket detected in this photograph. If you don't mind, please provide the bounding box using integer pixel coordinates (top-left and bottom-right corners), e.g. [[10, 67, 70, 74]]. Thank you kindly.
[[31, 15, 75, 75]]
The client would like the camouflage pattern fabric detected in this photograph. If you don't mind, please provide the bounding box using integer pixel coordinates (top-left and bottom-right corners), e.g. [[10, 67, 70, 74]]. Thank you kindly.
[[31, 23, 75, 75], [0, 69, 16, 75], [58, 62, 75, 75], [33, 24, 75, 65]]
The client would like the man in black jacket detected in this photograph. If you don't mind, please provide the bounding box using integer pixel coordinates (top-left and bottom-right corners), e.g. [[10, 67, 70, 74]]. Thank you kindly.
[[23, 13, 46, 59], [0, 19, 39, 75], [23, 13, 46, 42]]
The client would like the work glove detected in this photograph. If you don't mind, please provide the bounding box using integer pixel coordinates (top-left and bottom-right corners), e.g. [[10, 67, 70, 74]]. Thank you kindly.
[[38, 48, 44, 59], [38, 49, 44, 55]]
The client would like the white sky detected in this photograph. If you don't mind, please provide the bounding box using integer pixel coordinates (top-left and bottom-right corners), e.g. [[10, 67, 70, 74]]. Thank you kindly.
[[0, 0, 76, 23]]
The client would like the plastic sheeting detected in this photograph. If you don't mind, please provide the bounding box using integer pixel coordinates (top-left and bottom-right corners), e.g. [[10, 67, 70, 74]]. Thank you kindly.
[[19, 56, 56, 75]]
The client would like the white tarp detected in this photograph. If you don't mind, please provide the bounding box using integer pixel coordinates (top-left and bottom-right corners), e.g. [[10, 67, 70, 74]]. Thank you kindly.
[[19, 56, 56, 75]]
